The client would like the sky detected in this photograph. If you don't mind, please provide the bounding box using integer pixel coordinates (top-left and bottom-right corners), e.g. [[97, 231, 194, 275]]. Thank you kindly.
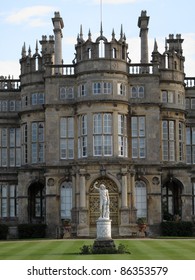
[[0, 0, 195, 79]]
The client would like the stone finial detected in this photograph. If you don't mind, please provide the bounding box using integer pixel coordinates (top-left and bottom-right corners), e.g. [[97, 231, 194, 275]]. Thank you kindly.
[[35, 40, 39, 55], [22, 42, 26, 58], [120, 24, 123, 40], [153, 39, 158, 52], [112, 28, 115, 40], [88, 29, 92, 41], [28, 46, 32, 57]]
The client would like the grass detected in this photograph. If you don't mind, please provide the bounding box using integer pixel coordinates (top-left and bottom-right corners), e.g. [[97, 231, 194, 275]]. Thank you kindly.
[[0, 239, 195, 260]]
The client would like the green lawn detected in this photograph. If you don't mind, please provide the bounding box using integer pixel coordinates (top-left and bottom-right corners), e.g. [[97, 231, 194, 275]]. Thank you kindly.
[[0, 239, 194, 260]]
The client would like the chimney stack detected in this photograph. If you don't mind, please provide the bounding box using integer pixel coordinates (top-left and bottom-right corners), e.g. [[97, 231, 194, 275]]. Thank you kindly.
[[138, 10, 150, 64]]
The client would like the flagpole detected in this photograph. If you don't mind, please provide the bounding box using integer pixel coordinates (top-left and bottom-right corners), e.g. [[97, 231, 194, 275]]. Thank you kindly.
[[100, 0, 102, 25]]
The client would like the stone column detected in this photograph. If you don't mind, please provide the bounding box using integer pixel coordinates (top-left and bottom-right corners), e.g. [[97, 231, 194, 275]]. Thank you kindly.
[[77, 169, 89, 236], [119, 168, 131, 236], [45, 176, 60, 238], [79, 169, 86, 209], [121, 169, 128, 208], [17, 171, 30, 224], [131, 170, 136, 208], [52, 12, 64, 74], [130, 169, 137, 223], [71, 173, 77, 236], [138, 10, 149, 64]]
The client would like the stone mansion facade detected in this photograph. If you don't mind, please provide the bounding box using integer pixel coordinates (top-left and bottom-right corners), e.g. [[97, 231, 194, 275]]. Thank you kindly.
[[0, 10, 195, 237]]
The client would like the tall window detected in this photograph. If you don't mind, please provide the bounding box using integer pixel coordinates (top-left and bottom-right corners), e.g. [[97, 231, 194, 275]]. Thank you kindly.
[[117, 83, 126, 96], [88, 48, 92, 59], [78, 115, 87, 158], [9, 100, 15, 111], [60, 117, 74, 159], [93, 113, 112, 156], [131, 116, 146, 158], [22, 124, 28, 164], [99, 39, 105, 58], [28, 183, 45, 222], [112, 48, 117, 59], [162, 179, 182, 219], [118, 114, 127, 157], [162, 120, 175, 161], [179, 122, 184, 161], [78, 84, 86, 97], [61, 182, 72, 219], [31, 122, 45, 163], [186, 127, 195, 164], [135, 181, 147, 218], [2, 101, 8, 111], [0, 128, 21, 167], [0, 185, 17, 218]]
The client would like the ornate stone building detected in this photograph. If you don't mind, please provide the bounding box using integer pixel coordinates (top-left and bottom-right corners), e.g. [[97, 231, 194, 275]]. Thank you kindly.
[[0, 10, 195, 238]]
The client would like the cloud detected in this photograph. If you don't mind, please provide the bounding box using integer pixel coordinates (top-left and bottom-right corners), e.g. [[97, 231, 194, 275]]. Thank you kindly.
[[6, 6, 56, 27], [95, 0, 139, 3], [0, 61, 20, 79], [80, 0, 143, 4]]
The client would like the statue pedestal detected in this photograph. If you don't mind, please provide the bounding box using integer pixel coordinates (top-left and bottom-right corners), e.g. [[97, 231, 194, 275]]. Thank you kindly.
[[96, 218, 111, 239], [93, 218, 116, 253]]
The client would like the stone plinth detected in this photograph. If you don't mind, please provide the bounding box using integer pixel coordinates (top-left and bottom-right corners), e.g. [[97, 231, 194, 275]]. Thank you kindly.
[[96, 218, 111, 239], [92, 218, 116, 254]]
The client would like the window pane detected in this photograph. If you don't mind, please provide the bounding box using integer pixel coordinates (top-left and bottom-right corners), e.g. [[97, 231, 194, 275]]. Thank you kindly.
[[104, 135, 112, 155], [60, 118, 67, 138], [94, 135, 102, 155], [104, 114, 112, 134], [94, 114, 102, 134], [135, 181, 147, 218], [61, 182, 72, 219], [60, 139, 67, 159], [131, 117, 138, 137]]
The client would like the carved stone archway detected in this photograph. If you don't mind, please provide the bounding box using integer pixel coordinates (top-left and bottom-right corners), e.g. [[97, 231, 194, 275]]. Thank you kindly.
[[89, 178, 119, 225]]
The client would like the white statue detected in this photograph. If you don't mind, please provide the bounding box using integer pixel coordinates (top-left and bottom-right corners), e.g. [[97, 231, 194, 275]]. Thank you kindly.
[[94, 181, 110, 219]]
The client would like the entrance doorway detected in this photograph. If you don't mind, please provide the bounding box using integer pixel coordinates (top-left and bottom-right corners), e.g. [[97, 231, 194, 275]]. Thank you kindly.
[[89, 178, 119, 225], [162, 177, 183, 221], [28, 182, 45, 223]]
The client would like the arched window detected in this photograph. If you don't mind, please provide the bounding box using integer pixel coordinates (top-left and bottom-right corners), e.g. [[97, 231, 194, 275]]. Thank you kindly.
[[162, 178, 182, 220], [112, 48, 117, 59], [88, 48, 92, 59], [131, 86, 137, 98], [135, 180, 147, 218], [138, 86, 144, 98], [99, 39, 105, 58], [61, 182, 72, 220], [28, 182, 45, 222]]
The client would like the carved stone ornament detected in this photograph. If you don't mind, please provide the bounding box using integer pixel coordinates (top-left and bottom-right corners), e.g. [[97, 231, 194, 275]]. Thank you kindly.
[[152, 176, 160, 185], [47, 178, 54, 186]]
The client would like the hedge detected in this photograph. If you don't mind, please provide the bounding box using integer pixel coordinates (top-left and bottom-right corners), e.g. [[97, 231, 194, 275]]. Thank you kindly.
[[0, 224, 9, 240], [161, 221, 193, 237], [18, 224, 47, 239]]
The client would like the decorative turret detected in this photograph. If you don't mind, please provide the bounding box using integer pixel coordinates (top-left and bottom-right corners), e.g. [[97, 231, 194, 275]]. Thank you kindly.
[[75, 25, 128, 63]]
